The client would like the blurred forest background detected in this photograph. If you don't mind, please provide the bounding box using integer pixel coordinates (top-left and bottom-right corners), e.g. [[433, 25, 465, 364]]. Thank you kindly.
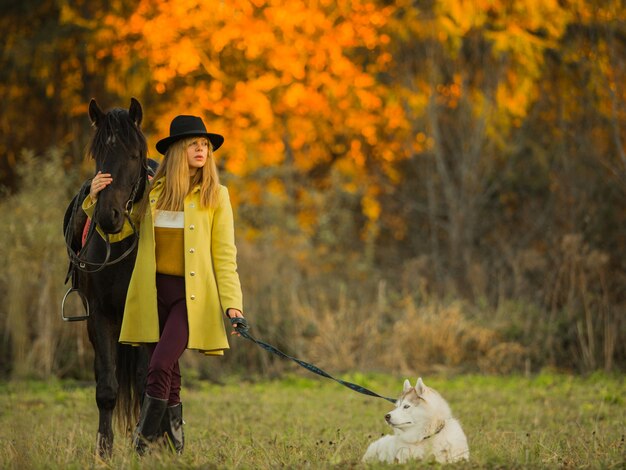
[[0, 0, 624, 380]]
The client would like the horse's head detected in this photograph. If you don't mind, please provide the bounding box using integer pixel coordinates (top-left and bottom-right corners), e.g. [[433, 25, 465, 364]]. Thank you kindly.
[[88, 98, 147, 234]]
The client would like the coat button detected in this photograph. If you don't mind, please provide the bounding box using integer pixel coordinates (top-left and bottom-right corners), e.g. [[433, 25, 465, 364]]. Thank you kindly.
[[190, 295, 196, 300], [189, 248, 195, 253], [190, 271, 195, 276], [190, 203, 195, 208], [189, 224, 195, 230], [150, 199, 155, 204]]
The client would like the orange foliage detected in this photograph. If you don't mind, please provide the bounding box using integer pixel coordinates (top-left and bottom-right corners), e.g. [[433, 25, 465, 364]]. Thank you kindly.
[[97, 0, 625, 244], [110, 0, 397, 189]]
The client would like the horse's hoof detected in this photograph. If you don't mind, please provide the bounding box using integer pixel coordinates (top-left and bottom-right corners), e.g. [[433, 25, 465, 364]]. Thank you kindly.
[[95, 432, 112, 460]]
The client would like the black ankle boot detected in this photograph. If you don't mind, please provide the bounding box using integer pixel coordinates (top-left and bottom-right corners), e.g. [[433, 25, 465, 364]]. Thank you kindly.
[[161, 403, 184, 455], [133, 394, 168, 455]]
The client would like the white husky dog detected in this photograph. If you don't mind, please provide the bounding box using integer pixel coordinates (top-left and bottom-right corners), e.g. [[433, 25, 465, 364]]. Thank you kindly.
[[363, 378, 469, 464]]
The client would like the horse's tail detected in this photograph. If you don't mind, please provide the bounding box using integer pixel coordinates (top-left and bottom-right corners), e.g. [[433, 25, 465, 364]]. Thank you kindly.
[[115, 343, 147, 434]]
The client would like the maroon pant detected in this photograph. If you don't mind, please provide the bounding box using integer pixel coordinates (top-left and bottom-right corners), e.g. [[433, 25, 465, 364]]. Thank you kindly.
[[145, 273, 189, 405]]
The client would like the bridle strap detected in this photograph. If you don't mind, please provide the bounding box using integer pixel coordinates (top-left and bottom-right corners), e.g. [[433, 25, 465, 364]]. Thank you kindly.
[[125, 167, 145, 212], [65, 163, 147, 274]]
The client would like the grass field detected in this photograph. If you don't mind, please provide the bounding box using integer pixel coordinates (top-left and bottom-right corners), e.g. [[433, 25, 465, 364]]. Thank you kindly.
[[0, 373, 624, 469]]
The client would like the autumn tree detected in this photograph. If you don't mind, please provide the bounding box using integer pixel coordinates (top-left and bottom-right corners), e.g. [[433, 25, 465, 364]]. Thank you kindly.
[[0, 0, 624, 374], [0, 0, 154, 189]]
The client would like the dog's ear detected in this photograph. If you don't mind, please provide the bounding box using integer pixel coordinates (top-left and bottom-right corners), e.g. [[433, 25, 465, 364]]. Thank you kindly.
[[403, 379, 412, 392], [415, 377, 426, 396]]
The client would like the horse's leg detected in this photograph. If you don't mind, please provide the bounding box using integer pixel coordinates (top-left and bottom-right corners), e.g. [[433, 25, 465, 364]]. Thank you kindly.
[[88, 311, 119, 459]]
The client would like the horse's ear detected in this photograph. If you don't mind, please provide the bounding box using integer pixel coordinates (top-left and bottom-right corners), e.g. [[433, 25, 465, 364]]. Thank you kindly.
[[129, 97, 143, 127], [89, 99, 105, 127]]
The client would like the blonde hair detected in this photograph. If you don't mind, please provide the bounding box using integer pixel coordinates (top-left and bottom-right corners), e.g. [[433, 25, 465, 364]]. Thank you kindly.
[[153, 137, 221, 210]]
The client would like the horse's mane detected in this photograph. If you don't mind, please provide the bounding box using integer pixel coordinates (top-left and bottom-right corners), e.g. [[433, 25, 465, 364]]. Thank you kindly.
[[89, 108, 147, 163]]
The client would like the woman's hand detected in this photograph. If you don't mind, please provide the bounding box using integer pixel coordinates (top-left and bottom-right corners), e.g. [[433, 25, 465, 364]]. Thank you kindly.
[[227, 309, 245, 336], [89, 171, 113, 202]]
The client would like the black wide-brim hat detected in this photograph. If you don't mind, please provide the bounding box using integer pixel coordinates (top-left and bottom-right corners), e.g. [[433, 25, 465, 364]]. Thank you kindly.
[[156, 115, 224, 155]]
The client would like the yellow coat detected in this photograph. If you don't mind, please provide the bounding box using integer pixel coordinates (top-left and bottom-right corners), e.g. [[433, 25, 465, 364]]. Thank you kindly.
[[82, 178, 243, 355]]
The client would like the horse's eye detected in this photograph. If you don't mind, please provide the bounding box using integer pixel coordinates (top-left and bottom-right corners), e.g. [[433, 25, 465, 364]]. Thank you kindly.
[[403, 404, 410, 409]]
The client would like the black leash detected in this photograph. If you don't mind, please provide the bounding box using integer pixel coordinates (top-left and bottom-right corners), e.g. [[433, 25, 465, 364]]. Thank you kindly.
[[229, 317, 396, 404]]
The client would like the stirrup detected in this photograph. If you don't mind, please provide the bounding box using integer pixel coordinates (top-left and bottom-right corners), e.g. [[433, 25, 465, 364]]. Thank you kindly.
[[61, 287, 90, 322]]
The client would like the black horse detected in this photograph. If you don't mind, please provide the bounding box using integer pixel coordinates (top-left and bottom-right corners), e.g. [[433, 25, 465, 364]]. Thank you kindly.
[[63, 98, 149, 458]]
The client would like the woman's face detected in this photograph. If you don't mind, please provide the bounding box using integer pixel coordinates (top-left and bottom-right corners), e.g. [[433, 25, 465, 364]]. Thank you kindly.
[[186, 137, 209, 173]]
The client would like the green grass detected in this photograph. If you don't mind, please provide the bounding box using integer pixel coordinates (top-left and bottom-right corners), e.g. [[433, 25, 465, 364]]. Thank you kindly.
[[0, 374, 624, 468]]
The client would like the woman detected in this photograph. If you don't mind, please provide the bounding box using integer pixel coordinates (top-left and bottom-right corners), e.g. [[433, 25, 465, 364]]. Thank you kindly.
[[84, 115, 246, 455]]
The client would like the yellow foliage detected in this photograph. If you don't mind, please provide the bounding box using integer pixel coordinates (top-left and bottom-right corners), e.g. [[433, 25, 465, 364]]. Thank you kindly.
[[266, 178, 285, 196], [101, 0, 614, 243], [362, 193, 381, 221], [297, 208, 318, 235]]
